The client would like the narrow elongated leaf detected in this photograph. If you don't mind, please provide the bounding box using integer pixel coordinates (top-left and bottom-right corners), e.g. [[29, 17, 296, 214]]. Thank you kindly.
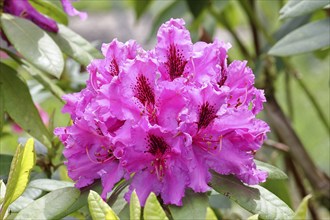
[[0, 82, 4, 133], [130, 190, 141, 220], [0, 13, 64, 78], [269, 18, 330, 56], [49, 24, 102, 66], [29, 0, 68, 25], [28, 179, 74, 191], [15, 187, 80, 219], [134, 0, 153, 19], [0, 63, 51, 148], [205, 207, 217, 220], [0, 139, 35, 219], [186, 0, 209, 18], [280, 0, 329, 19], [144, 192, 168, 220], [88, 190, 119, 220], [255, 160, 287, 179], [169, 190, 208, 220], [211, 173, 294, 220], [293, 195, 312, 220]]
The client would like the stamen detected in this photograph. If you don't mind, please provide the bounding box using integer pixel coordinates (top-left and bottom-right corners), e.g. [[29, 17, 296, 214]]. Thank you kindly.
[[86, 146, 115, 164]]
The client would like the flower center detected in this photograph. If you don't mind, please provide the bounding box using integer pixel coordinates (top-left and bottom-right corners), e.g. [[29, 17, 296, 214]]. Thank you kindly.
[[165, 44, 187, 80], [217, 60, 227, 87], [147, 134, 169, 180], [197, 102, 217, 130], [134, 74, 155, 106], [109, 59, 119, 76], [86, 146, 115, 164]]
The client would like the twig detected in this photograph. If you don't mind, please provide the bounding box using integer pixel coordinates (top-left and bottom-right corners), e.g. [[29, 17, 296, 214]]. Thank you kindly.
[[264, 139, 289, 152]]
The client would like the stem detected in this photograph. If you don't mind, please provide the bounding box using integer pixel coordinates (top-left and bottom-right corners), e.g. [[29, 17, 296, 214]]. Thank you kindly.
[[265, 96, 330, 203], [285, 71, 294, 120], [247, 0, 260, 57], [285, 157, 319, 220]]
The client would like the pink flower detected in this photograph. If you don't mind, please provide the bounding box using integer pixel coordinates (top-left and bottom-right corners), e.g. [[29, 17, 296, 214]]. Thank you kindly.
[[55, 18, 269, 206]]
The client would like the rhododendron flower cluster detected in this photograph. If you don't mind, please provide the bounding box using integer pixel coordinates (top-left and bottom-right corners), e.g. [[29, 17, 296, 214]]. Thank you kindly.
[[55, 18, 270, 206]]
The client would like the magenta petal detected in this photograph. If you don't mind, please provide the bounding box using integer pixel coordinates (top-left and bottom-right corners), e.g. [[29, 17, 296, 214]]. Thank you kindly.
[[99, 163, 125, 199], [61, 0, 87, 20], [4, 0, 58, 32]]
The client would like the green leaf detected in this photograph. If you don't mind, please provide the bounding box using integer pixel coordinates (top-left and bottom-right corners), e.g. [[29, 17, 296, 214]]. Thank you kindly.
[[247, 214, 259, 220], [88, 190, 119, 220], [0, 155, 13, 179], [0, 139, 36, 219], [255, 160, 288, 179], [133, 0, 153, 19], [269, 18, 330, 56], [205, 207, 217, 220], [49, 24, 102, 66], [22, 61, 65, 103], [130, 190, 141, 220], [15, 187, 80, 219], [279, 0, 329, 19], [144, 192, 168, 220], [29, 0, 68, 25], [28, 179, 74, 191], [169, 190, 208, 220], [0, 13, 64, 78], [211, 173, 294, 220], [186, 0, 209, 18], [0, 63, 52, 148], [0, 82, 4, 133], [293, 194, 312, 220]]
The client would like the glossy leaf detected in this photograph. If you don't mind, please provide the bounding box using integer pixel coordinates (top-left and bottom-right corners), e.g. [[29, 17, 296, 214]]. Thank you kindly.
[[0, 139, 36, 219], [49, 24, 102, 66], [130, 190, 141, 220], [293, 194, 312, 220], [29, 0, 68, 25], [205, 207, 217, 220], [169, 190, 208, 220], [255, 160, 288, 179], [28, 179, 74, 192], [15, 187, 80, 219], [269, 18, 330, 56], [0, 63, 52, 148], [279, 0, 329, 19], [211, 173, 294, 220], [8, 196, 34, 213], [144, 192, 168, 220], [0, 13, 64, 78], [88, 190, 119, 220], [22, 61, 65, 103]]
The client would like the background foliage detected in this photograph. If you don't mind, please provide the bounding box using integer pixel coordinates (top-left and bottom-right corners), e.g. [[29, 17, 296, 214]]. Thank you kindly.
[[0, 0, 329, 219]]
